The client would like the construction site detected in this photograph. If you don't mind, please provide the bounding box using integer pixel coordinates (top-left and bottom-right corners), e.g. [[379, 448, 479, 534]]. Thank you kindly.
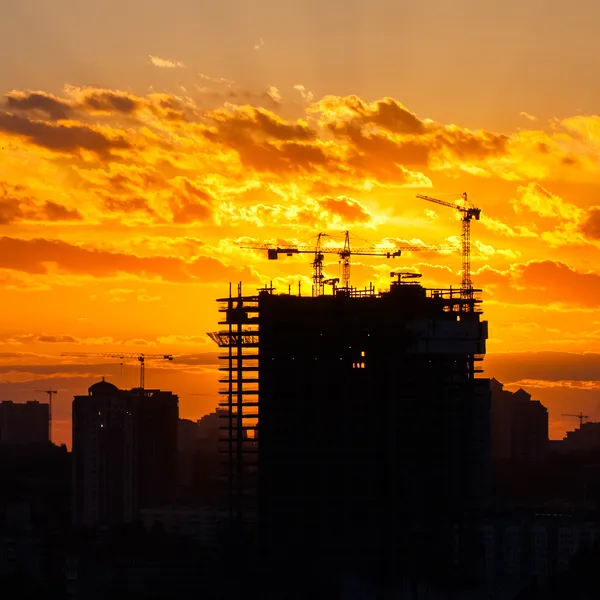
[[208, 193, 492, 589]]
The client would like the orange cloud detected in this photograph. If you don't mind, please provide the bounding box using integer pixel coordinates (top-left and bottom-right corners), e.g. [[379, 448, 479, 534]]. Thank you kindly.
[[511, 183, 583, 221], [477, 260, 600, 308], [4, 83, 600, 447], [149, 55, 185, 69], [218, 195, 375, 229], [0, 237, 256, 283]]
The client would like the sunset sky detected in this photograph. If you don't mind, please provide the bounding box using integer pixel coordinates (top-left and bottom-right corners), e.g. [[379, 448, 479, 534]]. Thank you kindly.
[[2, 0, 600, 446]]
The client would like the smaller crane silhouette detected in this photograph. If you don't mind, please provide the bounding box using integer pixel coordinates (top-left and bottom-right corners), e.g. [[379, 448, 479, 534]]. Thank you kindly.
[[34, 388, 58, 443], [562, 412, 588, 428], [243, 230, 436, 296], [61, 352, 173, 390]]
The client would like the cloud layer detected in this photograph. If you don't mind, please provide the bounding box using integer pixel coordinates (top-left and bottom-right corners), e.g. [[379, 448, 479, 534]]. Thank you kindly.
[[3, 82, 600, 443]]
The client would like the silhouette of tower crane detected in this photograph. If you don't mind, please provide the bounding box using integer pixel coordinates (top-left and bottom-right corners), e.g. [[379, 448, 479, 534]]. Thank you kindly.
[[34, 388, 58, 443], [416, 192, 481, 296], [61, 352, 173, 391], [243, 231, 433, 296], [562, 412, 588, 428]]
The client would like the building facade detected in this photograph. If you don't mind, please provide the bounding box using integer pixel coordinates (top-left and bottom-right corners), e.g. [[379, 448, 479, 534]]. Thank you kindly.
[[480, 512, 600, 584], [210, 279, 491, 586], [491, 380, 548, 462], [0, 400, 49, 447], [72, 379, 178, 527]]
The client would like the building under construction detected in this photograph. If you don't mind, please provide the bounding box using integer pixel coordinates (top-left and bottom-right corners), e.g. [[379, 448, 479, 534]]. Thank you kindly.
[[208, 271, 491, 590]]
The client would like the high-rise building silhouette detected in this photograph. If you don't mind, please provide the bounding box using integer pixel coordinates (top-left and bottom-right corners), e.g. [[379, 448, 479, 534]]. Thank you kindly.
[[491, 379, 548, 462], [72, 379, 178, 527], [0, 400, 49, 447], [209, 278, 490, 588]]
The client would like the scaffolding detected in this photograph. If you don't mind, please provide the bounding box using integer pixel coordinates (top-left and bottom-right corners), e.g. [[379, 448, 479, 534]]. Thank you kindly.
[[207, 280, 486, 530], [207, 283, 263, 529]]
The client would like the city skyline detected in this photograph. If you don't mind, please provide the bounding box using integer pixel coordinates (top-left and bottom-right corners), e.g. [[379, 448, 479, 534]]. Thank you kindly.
[[3, 0, 600, 445]]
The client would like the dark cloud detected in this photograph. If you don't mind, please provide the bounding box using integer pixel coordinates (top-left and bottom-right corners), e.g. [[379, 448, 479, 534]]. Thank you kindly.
[[321, 96, 507, 178], [321, 196, 371, 223], [477, 260, 600, 308], [325, 125, 428, 183], [103, 197, 160, 219], [0, 112, 131, 156], [325, 96, 427, 135], [169, 178, 214, 224], [435, 129, 508, 160], [0, 236, 254, 284], [207, 106, 313, 142], [0, 199, 26, 225], [279, 141, 330, 168], [561, 155, 579, 167], [204, 108, 324, 173], [5, 92, 72, 120], [207, 124, 334, 174], [345, 134, 431, 181], [82, 91, 140, 114], [0, 363, 100, 376], [41, 201, 82, 221], [579, 207, 600, 240], [146, 94, 194, 122], [356, 97, 426, 134], [37, 335, 79, 343], [337, 126, 506, 178], [486, 352, 600, 384], [172, 352, 220, 366], [0, 197, 82, 224]]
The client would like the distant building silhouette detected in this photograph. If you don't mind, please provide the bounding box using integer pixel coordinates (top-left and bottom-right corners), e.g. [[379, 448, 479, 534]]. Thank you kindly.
[[0, 400, 49, 447], [210, 279, 491, 590], [72, 379, 178, 527], [177, 418, 200, 494], [0, 442, 70, 593], [560, 422, 600, 454], [481, 511, 600, 586], [176, 410, 231, 508], [140, 506, 227, 546], [491, 379, 548, 462]]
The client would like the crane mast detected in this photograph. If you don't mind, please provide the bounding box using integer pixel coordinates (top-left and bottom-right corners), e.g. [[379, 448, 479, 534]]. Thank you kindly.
[[416, 192, 481, 297], [312, 233, 328, 297], [34, 388, 58, 443], [341, 231, 351, 289], [61, 352, 173, 391]]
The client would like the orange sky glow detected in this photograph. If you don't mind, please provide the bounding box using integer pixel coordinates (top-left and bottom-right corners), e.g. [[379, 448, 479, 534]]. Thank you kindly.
[[2, 0, 600, 446]]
